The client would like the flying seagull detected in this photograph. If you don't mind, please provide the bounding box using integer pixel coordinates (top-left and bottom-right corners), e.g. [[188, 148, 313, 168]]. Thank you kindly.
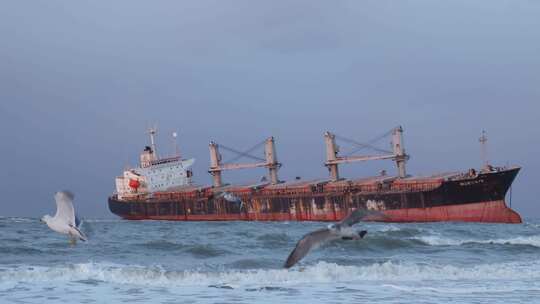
[[284, 209, 384, 268], [41, 191, 87, 244]]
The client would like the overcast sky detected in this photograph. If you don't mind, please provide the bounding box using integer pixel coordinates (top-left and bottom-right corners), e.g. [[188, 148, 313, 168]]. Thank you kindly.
[[1, 0, 539, 218]]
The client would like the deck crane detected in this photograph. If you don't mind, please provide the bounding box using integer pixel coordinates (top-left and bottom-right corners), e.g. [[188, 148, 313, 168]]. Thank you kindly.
[[324, 126, 409, 181], [208, 137, 281, 187]]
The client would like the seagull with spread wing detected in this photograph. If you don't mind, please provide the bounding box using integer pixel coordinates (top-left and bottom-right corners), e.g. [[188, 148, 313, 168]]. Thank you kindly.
[[41, 191, 87, 244], [284, 209, 384, 268]]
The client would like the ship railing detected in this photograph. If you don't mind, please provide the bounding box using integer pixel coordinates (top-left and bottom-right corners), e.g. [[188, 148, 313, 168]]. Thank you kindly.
[[390, 182, 442, 192], [149, 156, 181, 166], [261, 187, 316, 196], [154, 192, 199, 200], [151, 186, 219, 201], [323, 181, 443, 193], [120, 193, 150, 202], [125, 180, 444, 203]]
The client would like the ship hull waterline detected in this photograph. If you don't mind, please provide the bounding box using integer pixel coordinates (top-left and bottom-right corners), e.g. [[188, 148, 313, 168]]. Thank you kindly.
[[109, 167, 521, 224], [110, 200, 520, 223]]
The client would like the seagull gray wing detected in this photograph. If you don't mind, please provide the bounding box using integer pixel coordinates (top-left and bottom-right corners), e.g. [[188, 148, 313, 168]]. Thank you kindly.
[[53, 191, 76, 227], [284, 228, 340, 268], [338, 209, 386, 227]]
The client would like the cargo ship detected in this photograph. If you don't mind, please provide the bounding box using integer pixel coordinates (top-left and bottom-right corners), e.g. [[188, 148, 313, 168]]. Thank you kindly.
[[108, 127, 521, 223]]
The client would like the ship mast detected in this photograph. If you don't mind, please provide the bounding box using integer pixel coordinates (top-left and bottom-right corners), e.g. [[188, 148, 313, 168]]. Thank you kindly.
[[479, 130, 489, 169], [324, 132, 340, 181], [392, 126, 407, 178], [148, 126, 158, 158], [172, 131, 180, 158]]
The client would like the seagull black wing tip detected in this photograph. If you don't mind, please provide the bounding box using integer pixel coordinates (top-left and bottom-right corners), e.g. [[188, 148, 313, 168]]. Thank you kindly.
[[284, 259, 296, 269]]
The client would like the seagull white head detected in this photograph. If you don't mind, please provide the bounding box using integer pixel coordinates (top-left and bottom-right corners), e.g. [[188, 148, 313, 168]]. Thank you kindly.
[[55, 191, 74, 202]]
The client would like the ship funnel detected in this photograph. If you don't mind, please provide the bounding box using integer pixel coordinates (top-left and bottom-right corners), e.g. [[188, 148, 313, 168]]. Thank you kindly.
[[140, 146, 156, 168]]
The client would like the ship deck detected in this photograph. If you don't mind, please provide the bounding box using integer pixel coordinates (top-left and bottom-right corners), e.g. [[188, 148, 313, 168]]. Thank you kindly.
[[118, 166, 519, 203]]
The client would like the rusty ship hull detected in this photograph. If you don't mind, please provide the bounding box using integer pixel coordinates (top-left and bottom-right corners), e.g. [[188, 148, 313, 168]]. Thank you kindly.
[[108, 166, 521, 223]]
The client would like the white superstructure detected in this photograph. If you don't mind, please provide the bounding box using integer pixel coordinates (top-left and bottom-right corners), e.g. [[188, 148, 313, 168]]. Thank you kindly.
[[115, 129, 195, 200]]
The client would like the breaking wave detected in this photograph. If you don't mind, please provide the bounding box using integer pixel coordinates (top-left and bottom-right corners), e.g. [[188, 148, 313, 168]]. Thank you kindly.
[[370, 225, 419, 234], [525, 222, 540, 229], [357, 236, 425, 250], [381, 284, 540, 294], [414, 235, 540, 247], [0, 217, 35, 223], [2, 260, 539, 287]]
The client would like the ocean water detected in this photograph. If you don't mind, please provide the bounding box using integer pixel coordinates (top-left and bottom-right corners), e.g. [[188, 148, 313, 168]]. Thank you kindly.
[[1, 217, 539, 304]]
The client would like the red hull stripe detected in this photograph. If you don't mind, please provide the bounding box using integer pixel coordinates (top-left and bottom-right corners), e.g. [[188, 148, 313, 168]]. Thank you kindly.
[[121, 200, 521, 224], [381, 200, 521, 223]]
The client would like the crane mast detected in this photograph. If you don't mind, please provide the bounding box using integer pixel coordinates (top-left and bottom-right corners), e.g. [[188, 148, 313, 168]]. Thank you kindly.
[[325, 126, 409, 181], [209, 137, 281, 187]]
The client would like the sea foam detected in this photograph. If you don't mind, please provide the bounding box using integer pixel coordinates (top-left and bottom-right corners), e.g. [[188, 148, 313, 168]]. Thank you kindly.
[[414, 235, 540, 247], [2, 260, 539, 287]]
